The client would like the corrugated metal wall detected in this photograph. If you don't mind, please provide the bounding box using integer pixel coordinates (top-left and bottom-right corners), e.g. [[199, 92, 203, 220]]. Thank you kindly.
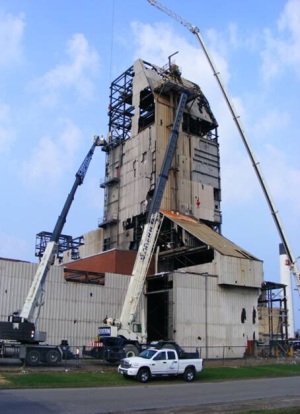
[[0, 259, 144, 347], [1, 253, 262, 355], [172, 268, 261, 358], [216, 252, 263, 288]]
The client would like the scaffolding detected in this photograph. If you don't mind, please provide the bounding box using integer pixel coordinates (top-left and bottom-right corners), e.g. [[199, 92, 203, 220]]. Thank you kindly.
[[35, 231, 84, 262], [108, 65, 135, 146], [258, 281, 288, 342]]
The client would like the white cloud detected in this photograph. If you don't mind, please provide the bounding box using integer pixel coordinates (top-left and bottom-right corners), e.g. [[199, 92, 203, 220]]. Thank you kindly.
[[33, 33, 100, 107], [130, 21, 230, 90], [252, 109, 290, 142], [261, 0, 300, 81], [0, 10, 25, 67], [20, 119, 82, 189], [263, 144, 300, 210], [0, 103, 16, 153]]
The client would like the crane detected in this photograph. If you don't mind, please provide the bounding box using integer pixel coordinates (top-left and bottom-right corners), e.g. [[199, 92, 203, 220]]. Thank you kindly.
[[19, 136, 102, 328], [0, 136, 102, 365], [147, 0, 300, 304]]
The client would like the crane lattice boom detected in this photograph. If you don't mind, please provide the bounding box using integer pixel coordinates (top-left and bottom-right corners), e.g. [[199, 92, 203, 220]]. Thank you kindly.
[[148, 0, 300, 297]]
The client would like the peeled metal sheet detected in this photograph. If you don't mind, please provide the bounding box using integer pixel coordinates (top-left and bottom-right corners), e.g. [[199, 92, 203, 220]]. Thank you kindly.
[[160, 209, 260, 260]]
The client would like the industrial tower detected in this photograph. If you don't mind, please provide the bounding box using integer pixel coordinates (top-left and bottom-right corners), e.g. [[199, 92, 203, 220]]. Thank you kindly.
[[98, 58, 220, 255]]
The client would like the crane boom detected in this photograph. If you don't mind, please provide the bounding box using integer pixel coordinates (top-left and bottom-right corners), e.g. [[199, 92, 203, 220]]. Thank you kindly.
[[19, 136, 102, 325], [147, 0, 300, 297]]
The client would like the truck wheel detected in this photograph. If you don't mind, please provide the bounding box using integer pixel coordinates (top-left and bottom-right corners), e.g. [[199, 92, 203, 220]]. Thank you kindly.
[[26, 349, 40, 366], [183, 367, 196, 382], [137, 368, 151, 383], [124, 344, 139, 358], [46, 349, 61, 365]]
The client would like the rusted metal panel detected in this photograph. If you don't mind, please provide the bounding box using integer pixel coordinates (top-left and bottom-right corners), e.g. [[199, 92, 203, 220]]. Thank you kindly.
[[161, 209, 261, 261], [64, 249, 155, 278]]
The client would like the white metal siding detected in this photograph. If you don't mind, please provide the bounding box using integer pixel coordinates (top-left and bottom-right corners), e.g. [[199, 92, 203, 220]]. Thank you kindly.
[[0, 259, 145, 347], [173, 269, 260, 358], [216, 252, 263, 288]]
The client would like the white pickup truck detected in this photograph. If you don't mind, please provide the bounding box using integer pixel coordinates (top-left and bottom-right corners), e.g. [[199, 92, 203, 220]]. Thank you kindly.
[[118, 347, 203, 383]]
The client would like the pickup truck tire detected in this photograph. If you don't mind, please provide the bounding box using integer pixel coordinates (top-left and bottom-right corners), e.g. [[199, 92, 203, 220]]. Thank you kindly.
[[137, 367, 151, 383], [46, 349, 60, 365], [124, 344, 139, 358], [26, 349, 40, 366], [183, 367, 196, 382]]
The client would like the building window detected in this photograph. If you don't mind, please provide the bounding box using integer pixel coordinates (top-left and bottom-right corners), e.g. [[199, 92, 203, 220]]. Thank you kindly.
[[241, 308, 246, 323], [139, 87, 155, 131]]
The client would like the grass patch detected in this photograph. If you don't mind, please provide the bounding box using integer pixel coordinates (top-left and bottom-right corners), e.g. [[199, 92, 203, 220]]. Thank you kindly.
[[199, 363, 300, 381], [1, 363, 300, 389], [1, 370, 128, 389]]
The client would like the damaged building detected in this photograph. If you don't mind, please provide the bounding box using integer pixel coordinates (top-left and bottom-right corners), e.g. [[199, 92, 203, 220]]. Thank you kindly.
[[0, 58, 264, 358]]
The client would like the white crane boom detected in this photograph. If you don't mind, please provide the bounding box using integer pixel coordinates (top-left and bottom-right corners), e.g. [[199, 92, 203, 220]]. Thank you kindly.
[[148, 0, 300, 296], [20, 137, 102, 326]]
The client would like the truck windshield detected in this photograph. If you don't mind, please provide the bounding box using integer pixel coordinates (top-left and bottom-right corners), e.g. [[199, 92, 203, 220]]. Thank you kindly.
[[139, 349, 157, 359]]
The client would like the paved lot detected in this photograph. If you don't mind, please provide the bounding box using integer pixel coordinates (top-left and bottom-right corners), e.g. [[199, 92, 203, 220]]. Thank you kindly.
[[0, 377, 300, 413]]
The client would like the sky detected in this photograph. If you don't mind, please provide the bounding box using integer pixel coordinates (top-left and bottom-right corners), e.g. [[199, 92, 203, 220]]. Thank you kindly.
[[0, 0, 300, 330]]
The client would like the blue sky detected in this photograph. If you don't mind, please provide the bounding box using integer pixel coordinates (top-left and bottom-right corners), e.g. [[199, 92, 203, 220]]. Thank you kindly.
[[1, 0, 300, 329]]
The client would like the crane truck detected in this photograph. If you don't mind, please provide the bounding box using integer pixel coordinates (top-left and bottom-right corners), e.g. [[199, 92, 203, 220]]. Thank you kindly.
[[84, 89, 193, 362], [0, 136, 102, 366]]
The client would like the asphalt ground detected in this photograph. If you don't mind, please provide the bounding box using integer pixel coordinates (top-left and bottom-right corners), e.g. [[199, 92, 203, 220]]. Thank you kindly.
[[1, 357, 300, 413]]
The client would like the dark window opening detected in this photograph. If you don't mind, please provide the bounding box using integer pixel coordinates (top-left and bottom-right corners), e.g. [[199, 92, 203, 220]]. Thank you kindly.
[[64, 268, 105, 285], [182, 113, 217, 137], [139, 87, 155, 131], [252, 308, 256, 324], [241, 308, 246, 323], [214, 187, 221, 202], [103, 237, 111, 251]]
